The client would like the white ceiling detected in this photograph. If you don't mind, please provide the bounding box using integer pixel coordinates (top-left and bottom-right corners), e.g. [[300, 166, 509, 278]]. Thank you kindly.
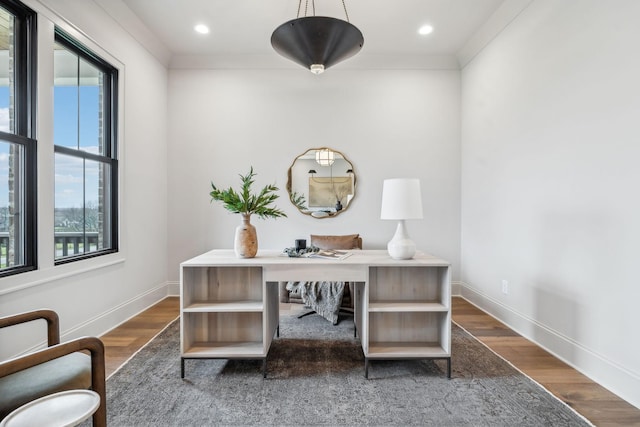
[[97, 0, 531, 69]]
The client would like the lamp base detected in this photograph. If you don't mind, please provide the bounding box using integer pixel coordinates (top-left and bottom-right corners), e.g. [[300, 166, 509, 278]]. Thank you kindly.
[[387, 220, 416, 260]]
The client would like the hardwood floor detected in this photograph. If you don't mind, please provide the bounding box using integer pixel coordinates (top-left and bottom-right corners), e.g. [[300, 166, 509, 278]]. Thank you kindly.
[[100, 296, 640, 426], [99, 297, 180, 376]]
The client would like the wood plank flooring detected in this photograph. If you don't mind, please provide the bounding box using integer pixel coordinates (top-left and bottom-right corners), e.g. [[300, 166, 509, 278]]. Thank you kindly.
[[99, 297, 180, 376], [100, 296, 640, 426], [452, 298, 640, 427]]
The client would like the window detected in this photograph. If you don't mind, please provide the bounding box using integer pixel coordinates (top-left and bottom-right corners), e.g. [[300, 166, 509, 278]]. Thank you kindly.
[[0, 0, 37, 277], [53, 29, 118, 263]]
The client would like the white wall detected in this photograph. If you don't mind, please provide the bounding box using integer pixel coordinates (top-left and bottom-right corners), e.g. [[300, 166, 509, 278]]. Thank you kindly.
[[0, 0, 169, 358], [167, 69, 461, 286], [461, 0, 640, 408]]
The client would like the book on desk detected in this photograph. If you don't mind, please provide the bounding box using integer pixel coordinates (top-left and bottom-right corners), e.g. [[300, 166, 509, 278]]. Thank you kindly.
[[306, 250, 352, 260]]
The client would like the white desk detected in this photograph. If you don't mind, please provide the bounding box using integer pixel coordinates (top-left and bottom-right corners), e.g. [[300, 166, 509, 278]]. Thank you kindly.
[[180, 249, 451, 378]]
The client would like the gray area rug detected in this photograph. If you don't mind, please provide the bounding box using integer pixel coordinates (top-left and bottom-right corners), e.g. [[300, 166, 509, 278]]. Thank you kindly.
[[93, 314, 591, 426]]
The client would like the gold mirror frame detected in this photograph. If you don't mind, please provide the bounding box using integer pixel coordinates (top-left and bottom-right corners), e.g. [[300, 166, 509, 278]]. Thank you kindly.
[[286, 148, 356, 218]]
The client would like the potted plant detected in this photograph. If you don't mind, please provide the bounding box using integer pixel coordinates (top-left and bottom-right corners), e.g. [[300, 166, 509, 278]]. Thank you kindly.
[[210, 167, 287, 258]]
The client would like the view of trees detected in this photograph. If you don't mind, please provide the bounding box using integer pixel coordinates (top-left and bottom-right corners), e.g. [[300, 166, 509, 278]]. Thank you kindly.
[[0, 204, 100, 233], [54, 202, 101, 232]]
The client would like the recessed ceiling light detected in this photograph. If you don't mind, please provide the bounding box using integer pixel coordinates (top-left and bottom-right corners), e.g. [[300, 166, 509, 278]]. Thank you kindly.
[[194, 24, 210, 35], [418, 24, 434, 36]]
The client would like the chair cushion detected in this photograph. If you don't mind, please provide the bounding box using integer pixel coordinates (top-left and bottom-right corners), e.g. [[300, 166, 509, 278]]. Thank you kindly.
[[310, 234, 361, 250], [0, 352, 91, 420]]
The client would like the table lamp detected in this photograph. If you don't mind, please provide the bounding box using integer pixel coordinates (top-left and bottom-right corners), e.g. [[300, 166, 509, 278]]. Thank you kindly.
[[380, 178, 423, 259]]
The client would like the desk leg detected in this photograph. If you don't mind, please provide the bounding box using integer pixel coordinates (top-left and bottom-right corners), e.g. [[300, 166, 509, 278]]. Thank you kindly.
[[447, 357, 451, 379], [181, 358, 185, 379], [364, 358, 369, 379], [262, 358, 267, 378]]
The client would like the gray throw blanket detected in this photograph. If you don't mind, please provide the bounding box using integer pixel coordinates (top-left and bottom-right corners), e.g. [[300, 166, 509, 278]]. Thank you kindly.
[[285, 281, 345, 324]]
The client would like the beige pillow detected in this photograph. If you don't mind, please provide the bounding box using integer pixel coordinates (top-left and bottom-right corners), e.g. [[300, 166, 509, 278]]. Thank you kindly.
[[310, 234, 361, 250]]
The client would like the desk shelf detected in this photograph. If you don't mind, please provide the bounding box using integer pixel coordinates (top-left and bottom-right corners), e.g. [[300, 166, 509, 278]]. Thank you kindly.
[[363, 264, 451, 378], [180, 264, 278, 378], [367, 342, 448, 358], [183, 301, 264, 312], [183, 341, 265, 358], [368, 301, 448, 312]]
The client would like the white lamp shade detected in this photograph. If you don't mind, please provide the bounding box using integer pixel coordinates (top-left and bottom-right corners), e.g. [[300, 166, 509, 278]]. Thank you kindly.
[[380, 179, 423, 220]]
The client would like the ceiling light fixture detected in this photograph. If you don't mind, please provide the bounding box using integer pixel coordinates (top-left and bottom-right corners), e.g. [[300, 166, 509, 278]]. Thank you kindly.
[[418, 24, 434, 35], [315, 149, 335, 166], [194, 24, 210, 34], [271, 0, 364, 74]]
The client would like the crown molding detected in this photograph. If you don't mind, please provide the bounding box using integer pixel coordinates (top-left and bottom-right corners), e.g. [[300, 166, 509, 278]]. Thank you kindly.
[[169, 53, 460, 71], [92, 0, 172, 66], [457, 0, 533, 69]]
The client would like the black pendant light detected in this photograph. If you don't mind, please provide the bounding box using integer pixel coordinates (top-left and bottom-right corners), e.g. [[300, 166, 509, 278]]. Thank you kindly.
[[271, 0, 364, 74]]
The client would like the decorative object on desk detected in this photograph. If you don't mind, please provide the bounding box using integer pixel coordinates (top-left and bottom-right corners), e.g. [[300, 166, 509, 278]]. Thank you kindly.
[[308, 249, 351, 260], [283, 245, 319, 257], [380, 178, 423, 260], [271, 0, 364, 75], [235, 214, 257, 258], [209, 167, 286, 258], [295, 239, 307, 251]]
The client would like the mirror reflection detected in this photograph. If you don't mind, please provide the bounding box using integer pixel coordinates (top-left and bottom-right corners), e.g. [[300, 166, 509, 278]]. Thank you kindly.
[[287, 148, 356, 218]]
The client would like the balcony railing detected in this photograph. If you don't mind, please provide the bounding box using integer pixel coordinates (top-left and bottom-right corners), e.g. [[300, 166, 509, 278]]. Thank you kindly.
[[54, 231, 100, 257], [0, 233, 8, 267], [0, 231, 100, 267]]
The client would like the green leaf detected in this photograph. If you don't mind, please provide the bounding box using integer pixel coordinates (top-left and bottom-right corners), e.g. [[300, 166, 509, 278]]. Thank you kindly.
[[210, 167, 287, 219]]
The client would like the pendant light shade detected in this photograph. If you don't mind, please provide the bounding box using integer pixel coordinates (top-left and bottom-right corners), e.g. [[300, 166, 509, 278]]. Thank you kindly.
[[271, 11, 364, 74]]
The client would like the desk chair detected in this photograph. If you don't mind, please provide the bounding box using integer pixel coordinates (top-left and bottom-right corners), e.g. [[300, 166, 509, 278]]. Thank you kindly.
[[279, 234, 361, 322]]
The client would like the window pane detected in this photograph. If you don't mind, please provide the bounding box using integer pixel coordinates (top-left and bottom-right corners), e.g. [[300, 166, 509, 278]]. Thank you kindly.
[[84, 159, 109, 251], [0, 7, 15, 134], [53, 44, 79, 149], [0, 140, 24, 267], [79, 58, 102, 154], [54, 154, 111, 258], [54, 44, 106, 155]]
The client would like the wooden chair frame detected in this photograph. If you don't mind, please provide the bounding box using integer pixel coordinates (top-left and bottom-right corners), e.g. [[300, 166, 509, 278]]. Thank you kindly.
[[0, 310, 106, 427]]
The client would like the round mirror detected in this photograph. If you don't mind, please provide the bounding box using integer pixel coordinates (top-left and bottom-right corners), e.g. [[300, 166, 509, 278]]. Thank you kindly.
[[287, 148, 356, 218]]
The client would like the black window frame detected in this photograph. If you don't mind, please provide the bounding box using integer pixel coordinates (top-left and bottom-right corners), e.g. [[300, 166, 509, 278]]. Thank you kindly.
[[0, 0, 37, 278], [53, 28, 119, 265]]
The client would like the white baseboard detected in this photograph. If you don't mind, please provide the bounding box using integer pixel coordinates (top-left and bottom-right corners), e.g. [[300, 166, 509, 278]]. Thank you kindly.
[[451, 280, 462, 296], [62, 282, 171, 341], [460, 282, 640, 410], [167, 280, 180, 296]]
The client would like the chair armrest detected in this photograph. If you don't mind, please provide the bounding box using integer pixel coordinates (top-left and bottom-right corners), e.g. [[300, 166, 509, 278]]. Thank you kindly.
[[0, 310, 60, 346], [0, 337, 106, 427]]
